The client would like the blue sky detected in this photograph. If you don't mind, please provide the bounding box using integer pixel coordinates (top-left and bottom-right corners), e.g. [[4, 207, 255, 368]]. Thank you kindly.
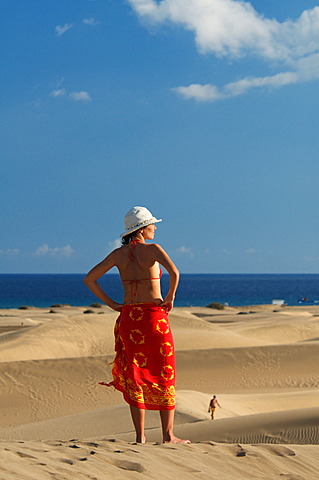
[[1, 0, 319, 274]]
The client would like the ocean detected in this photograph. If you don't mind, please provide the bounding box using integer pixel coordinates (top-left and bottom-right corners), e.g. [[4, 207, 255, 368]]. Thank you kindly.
[[1, 274, 319, 309]]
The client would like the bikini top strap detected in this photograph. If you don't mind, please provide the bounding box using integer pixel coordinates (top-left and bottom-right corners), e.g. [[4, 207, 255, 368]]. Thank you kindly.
[[128, 239, 139, 263]]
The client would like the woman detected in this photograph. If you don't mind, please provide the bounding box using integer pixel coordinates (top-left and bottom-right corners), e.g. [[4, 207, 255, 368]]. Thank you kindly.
[[84, 206, 190, 444]]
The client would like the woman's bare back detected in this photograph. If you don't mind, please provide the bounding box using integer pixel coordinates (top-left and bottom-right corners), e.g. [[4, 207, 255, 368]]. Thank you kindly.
[[115, 242, 163, 304]]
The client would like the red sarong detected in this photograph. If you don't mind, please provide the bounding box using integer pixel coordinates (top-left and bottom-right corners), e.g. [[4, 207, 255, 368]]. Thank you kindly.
[[100, 303, 176, 410]]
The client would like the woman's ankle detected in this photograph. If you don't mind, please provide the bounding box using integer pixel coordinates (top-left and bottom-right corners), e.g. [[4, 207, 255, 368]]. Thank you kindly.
[[136, 434, 146, 444]]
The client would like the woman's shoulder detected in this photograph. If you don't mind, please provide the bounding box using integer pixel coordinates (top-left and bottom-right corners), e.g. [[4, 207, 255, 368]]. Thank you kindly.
[[150, 243, 166, 253], [144, 243, 164, 253], [108, 244, 126, 261], [147, 242, 162, 249]]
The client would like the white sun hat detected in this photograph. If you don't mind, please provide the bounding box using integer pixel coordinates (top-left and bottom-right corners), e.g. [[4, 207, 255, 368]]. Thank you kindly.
[[121, 206, 162, 237]]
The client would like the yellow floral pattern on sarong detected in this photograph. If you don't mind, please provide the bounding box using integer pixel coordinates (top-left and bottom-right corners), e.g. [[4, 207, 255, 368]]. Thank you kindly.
[[129, 306, 144, 322], [161, 365, 175, 381], [156, 318, 170, 334], [129, 329, 145, 345], [133, 352, 147, 368], [160, 342, 173, 357]]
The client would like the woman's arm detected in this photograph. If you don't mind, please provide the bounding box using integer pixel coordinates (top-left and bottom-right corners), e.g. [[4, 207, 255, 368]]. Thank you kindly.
[[152, 244, 180, 311], [83, 251, 123, 312]]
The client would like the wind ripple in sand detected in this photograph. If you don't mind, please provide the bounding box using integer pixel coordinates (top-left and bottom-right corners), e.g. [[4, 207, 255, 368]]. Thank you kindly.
[[166, 407, 319, 446]]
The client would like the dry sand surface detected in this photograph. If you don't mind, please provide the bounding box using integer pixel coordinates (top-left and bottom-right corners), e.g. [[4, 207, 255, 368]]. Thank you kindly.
[[1, 303, 319, 479]]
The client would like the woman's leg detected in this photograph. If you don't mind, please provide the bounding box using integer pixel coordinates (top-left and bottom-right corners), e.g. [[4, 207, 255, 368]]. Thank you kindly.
[[160, 409, 190, 443], [129, 405, 146, 443]]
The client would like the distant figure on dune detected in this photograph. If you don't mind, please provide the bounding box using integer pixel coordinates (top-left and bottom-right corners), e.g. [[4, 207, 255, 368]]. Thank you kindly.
[[208, 395, 221, 419], [84, 206, 190, 444]]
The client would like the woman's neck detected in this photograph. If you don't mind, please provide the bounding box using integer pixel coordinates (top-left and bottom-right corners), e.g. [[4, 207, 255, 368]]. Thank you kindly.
[[131, 236, 144, 244]]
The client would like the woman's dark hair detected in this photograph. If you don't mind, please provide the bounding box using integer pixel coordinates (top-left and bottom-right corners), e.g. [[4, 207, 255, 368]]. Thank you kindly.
[[121, 231, 138, 245]]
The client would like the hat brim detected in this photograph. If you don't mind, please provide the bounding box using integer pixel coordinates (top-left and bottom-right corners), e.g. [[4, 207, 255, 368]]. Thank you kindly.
[[121, 218, 162, 237]]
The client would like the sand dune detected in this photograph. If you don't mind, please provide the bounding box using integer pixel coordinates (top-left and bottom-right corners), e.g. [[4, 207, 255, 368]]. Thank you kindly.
[[1, 339, 318, 428], [1, 305, 319, 479], [176, 342, 319, 392], [0, 307, 118, 362], [128, 407, 319, 445], [3, 305, 319, 363], [1, 390, 319, 443]]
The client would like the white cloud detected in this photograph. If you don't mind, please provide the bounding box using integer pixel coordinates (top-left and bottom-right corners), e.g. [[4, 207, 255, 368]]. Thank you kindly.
[[69, 91, 92, 102], [173, 83, 221, 102], [0, 248, 20, 256], [176, 245, 194, 258], [128, 0, 319, 100], [55, 23, 73, 36], [174, 71, 298, 102], [128, 0, 319, 60], [83, 17, 99, 26], [33, 244, 74, 257], [50, 88, 67, 98], [50, 88, 92, 103], [108, 239, 122, 250], [245, 248, 257, 255]]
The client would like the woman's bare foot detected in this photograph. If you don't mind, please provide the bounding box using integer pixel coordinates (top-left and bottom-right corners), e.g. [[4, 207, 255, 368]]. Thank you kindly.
[[160, 410, 191, 444], [163, 435, 191, 444]]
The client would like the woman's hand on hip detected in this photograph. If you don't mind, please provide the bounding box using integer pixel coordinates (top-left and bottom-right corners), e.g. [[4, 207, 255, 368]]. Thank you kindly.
[[109, 301, 123, 312], [160, 297, 174, 312]]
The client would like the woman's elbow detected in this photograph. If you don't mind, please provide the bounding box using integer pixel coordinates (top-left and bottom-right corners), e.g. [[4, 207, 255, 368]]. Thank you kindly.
[[83, 275, 92, 287], [172, 268, 180, 280]]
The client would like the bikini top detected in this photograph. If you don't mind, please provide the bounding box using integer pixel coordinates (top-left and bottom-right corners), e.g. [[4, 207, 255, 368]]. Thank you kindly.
[[122, 240, 162, 302]]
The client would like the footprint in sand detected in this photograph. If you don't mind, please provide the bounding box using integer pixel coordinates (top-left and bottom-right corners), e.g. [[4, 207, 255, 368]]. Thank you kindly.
[[60, 459, 74, 465], [235, 445, 260, 457], [219, 444, 261, 458], [113, 459, 145, 473], [85, 442, 99, 448], [16, 451, 37, 459], [261, 445, 296, 457]]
